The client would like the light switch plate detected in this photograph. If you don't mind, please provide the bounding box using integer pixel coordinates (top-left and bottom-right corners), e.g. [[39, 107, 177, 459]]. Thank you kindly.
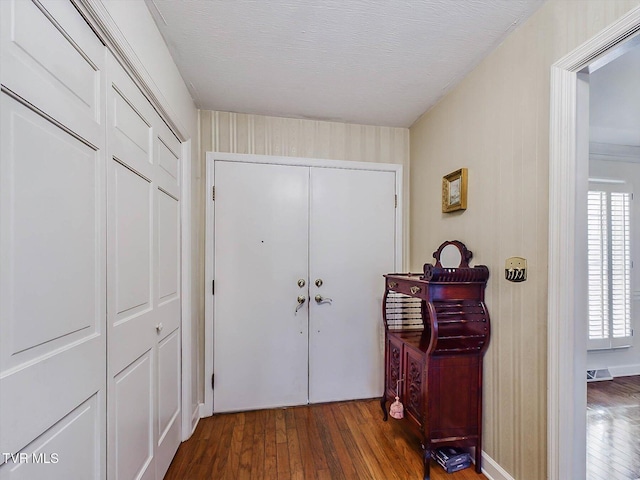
[[505, 257, 527, 282]]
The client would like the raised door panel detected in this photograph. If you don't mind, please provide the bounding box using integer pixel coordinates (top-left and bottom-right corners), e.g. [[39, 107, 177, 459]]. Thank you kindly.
[[0, 0, 103, 144], [155, 120, 181, 197], [309, 167, 396, 403], [157, 190, 180, 308], [213, 160, 310, 412], [1, 98, 101, 359], [108, 160, 155, 376], [113, 353, 155, 480], [2, 395, 101, 480], [114, 162, 152, 318], [404, 347, 425, 425], [429, 356, 480, 439], [107, 55, 154, 180], [155, 329, 181, 479], [386, 336, 403, 397]]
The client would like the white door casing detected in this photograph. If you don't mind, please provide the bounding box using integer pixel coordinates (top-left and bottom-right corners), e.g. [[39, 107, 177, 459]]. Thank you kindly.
[[106, 54, 181, 479], [548, 7, 640, 480], [0, 0, 107, 478], [206, 153, 402, 414]]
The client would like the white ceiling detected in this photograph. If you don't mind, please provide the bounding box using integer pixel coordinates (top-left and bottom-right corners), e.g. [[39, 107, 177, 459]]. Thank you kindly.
[[146, 0, 545, 128]]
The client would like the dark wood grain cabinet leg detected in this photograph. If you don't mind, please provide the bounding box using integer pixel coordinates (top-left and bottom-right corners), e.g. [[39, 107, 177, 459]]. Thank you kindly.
[[422, 445, 431, 480], [380, 394, 388, 421]]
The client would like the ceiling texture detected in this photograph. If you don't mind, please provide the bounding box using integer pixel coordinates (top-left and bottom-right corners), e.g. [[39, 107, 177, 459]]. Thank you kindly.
[[146, 0, 545, 128]]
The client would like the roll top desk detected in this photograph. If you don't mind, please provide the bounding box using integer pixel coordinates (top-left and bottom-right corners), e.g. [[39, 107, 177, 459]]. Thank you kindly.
[[381, 241, 490, 480]]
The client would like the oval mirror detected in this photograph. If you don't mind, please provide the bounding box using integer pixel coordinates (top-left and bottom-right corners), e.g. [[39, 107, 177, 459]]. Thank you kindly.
[[440, 243, 462, 268]]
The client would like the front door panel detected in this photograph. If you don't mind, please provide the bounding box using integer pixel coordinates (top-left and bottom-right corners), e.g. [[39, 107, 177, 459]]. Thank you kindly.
[[308, 168, 396, 403], [213, 161, 310, 412]]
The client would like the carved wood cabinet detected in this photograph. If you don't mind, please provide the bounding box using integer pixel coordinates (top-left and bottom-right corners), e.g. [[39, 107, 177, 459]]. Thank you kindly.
[[381, 241, 491, 480]]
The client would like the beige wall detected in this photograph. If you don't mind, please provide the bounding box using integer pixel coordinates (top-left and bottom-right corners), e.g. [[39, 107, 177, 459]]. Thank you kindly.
[[409, 1, 640, 479], [196, 110, 410, 401]]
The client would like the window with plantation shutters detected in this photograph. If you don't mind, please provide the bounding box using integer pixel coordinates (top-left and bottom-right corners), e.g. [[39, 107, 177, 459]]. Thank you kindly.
[[587, 184, 632, 350]]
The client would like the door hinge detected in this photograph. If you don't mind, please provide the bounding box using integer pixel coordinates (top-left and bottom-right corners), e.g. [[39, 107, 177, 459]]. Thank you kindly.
[[395, 194, 398, 208], [211, 374, 215, 390], [212, 186, 215, 201], [212, 280, 215, 295]]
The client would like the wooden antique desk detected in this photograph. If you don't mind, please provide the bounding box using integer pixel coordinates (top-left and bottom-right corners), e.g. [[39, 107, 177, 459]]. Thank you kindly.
[[380, 241, 491, 480]]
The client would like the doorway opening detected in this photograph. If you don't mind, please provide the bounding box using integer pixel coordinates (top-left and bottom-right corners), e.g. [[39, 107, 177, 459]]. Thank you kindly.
[[202, 152, 403, 415], [548, 7, 640, 480]]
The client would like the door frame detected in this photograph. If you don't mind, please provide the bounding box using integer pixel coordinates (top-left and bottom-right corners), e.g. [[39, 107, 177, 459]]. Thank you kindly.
[[203, 151, 403, 415], [548, 6, 640, 479]]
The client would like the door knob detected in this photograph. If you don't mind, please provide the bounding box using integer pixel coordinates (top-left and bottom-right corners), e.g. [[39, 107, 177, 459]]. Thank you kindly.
[[315, 279, 323, 287], [156, 323, 163, 333], [314, 294, 332, 304], [295, 295, 306, 314], [297, 279, 306, 288]]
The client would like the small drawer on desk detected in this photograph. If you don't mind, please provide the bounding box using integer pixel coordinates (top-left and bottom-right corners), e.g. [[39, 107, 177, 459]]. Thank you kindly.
[[387, 279, 424, 298]]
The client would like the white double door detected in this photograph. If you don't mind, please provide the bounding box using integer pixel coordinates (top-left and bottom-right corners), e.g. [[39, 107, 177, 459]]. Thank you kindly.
[[213, 158, 397, 413]]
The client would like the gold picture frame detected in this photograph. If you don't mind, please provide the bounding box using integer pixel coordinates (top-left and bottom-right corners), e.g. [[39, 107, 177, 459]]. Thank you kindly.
[[442, 168, 468, 213]]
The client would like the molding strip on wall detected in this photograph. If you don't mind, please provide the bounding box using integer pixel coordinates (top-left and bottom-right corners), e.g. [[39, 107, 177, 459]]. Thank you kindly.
[[73, 0, 189, 141], [482, 451, 516, 480]]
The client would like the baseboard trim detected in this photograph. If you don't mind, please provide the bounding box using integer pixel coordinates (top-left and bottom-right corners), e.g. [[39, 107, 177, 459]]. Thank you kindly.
[[481, 451, 515, 480], [190, 404, 200, 434], [198, 402, 211, 419], [609, 364, 640, 378]]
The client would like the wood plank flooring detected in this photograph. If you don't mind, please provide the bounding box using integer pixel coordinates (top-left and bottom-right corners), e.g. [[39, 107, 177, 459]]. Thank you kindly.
[[587, 375, 640, 480], [165, 399, 487, 479]]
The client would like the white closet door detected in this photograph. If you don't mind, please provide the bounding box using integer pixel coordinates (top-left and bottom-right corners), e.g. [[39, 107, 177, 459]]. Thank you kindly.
[[106, 54, 181, 480], [0, 1, 106, 478], [213, 161, 310, 413], [308, 168, 396, 403], [153, 119, 182, 480]]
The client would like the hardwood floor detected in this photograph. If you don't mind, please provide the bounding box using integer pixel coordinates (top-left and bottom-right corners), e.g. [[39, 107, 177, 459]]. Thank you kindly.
[[165, 399, 487, 479], [587, 375, 640, 480]]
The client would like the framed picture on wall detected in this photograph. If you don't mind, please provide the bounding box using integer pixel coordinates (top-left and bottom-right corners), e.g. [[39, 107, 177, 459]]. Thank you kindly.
[[442, 168, 468, 213]]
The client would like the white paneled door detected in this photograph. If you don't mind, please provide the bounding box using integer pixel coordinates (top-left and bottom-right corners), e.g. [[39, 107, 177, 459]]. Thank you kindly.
[[106, 55, 181, 480], [0, 0, 107, 478], [213, 158, 397, 413]]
